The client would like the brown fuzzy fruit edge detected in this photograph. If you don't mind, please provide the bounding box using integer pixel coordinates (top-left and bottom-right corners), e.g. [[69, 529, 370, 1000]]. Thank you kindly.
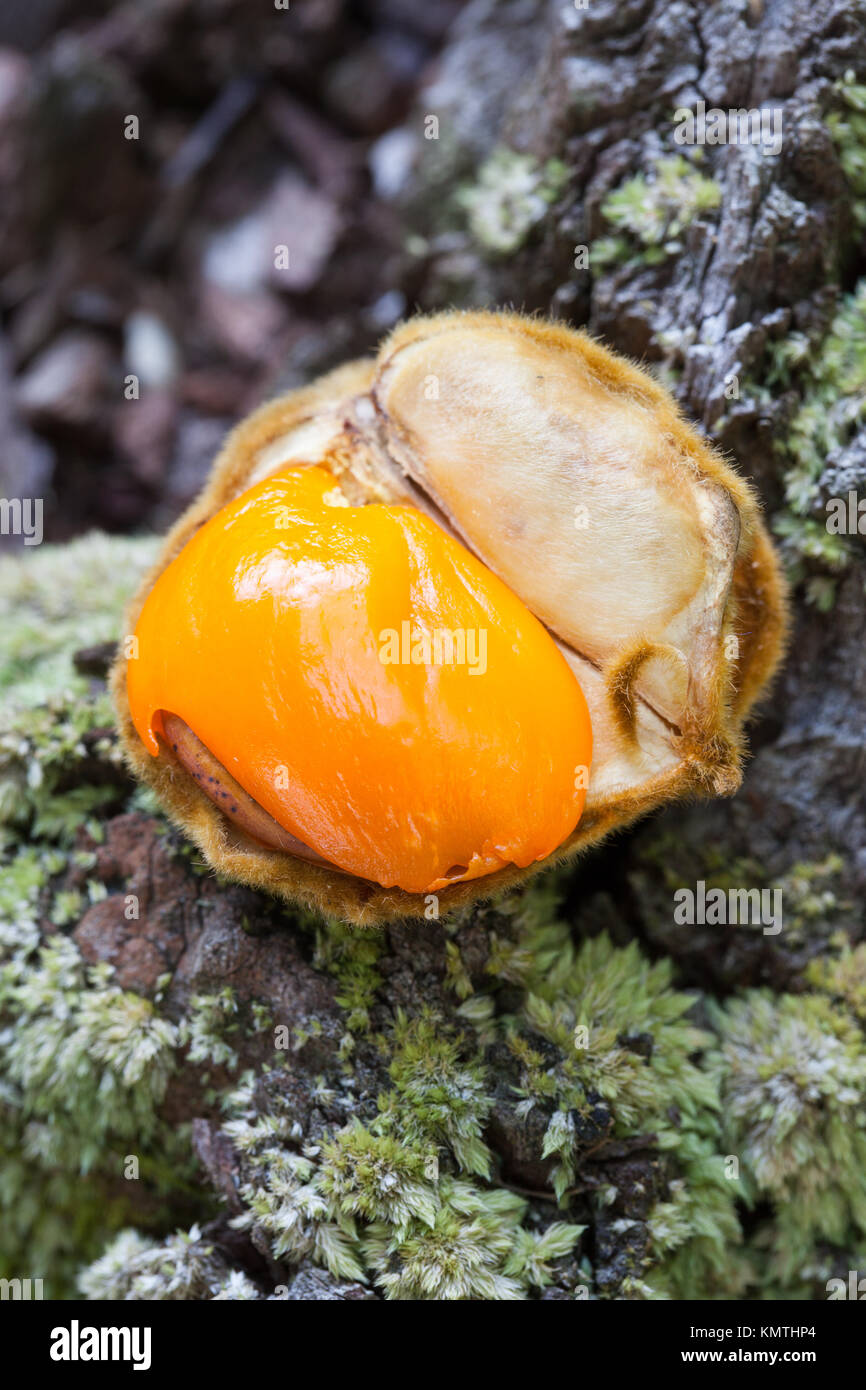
[[110, 312, 789, 926]]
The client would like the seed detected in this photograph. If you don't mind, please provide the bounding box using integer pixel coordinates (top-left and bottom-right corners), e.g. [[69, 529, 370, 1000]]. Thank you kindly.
[[127, 466, 592, 894], [112, 311, 787, 924]]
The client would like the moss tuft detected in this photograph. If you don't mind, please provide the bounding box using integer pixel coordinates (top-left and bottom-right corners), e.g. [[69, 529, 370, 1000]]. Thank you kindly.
[[595, 155, 721, 269], [458, 148, 568, 255], [711, 986, 866, 1282]]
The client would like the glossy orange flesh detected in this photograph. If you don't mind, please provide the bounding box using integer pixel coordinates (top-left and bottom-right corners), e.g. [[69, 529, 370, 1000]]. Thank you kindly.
[[127, 466, 593, 893]]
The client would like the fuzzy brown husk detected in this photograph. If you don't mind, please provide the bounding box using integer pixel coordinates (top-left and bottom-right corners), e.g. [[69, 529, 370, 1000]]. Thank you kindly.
[[110, 312, 788, 925]]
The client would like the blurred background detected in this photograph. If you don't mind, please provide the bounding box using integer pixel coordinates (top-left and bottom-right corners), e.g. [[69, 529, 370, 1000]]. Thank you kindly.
[[0, 0, 466, 544]]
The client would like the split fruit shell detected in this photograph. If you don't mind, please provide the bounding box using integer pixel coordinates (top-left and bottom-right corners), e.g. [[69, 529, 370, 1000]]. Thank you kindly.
[[111, 311, 788, 925]]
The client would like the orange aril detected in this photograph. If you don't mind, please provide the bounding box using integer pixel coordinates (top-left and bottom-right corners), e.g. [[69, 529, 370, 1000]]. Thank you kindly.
[[127, 465, 592, 893]]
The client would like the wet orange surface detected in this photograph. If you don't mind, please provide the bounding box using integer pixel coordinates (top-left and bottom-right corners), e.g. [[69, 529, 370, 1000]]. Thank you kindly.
[[128, 466, 592, 892]]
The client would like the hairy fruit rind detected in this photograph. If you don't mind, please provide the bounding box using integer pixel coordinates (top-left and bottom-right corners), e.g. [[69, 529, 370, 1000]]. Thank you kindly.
[[111, 311, 788, 925]]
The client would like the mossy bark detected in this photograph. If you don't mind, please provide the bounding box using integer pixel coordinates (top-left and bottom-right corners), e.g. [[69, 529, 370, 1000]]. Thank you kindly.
[[2, 0, 866, 1300]]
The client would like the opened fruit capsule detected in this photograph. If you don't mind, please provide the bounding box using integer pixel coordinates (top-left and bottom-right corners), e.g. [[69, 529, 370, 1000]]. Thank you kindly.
[[112, 312, 787, 925]]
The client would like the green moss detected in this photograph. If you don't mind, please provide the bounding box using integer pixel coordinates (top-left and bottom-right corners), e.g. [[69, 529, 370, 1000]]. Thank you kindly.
[[0, 536, 156, 850], [179, 987, 241, 1070], [443, 936, 474, 1001], [3, 532, 860, 1302], [222, 1073, 367, 1282], [0, 533, 155, 708], [827, 70, 866, 228], [595, 155, 721, 269], [79, 1225, 260, 1300], [318, 1122, 438, 1228], [633, 836, 853, 949], [0, 693, 124, 850], [458, 147, 568, 255], [382, 1010, 494, 1178], [361, 1180, 575, 1300], [806, 937, 866, 1025], [745, 281, 866, 606], [646, 1149, 748, 1300], [312, 918, 385, 1036], [0, 535, 214, 1297], [0, 914, 203, 1295], [220, 1065, 586, 1300], [710, 987, 866, 1282], [772, 285, 866, 506]]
